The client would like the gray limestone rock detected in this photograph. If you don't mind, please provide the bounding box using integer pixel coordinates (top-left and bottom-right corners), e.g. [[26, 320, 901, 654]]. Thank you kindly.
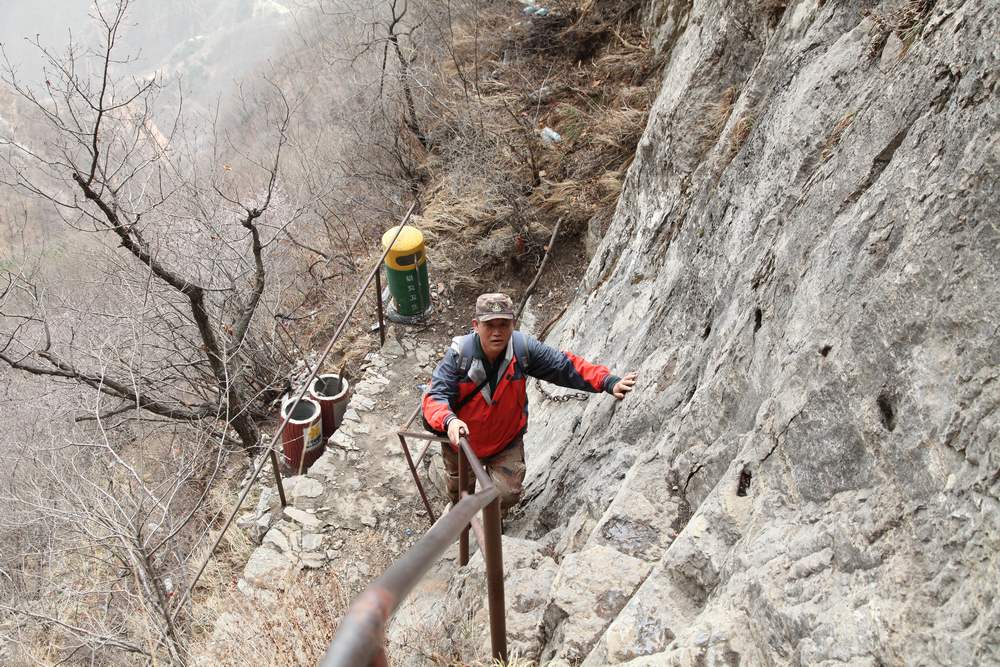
[[389, 537, 559, 663], [242, 547, 293, 590], [426, 0, 1000, 664], [382, 336, 406, 358], [541, 545, 651, 664], [330, 430, 358, 451], [286, 475, 325, 510], [283, 506, 322, 530], [352, 395, 376, 412], [302, 533, 324, 552]]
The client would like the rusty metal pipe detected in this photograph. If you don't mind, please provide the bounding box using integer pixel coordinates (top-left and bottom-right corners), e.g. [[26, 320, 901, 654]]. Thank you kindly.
[[396, 430, 449, 444], [398, 433, 436, 525], [268, 449, 287, 507], [458, 446, 470, 567], [460, 440, 492, 489], [375, 268, 386, 347], [482, 495, 508, 662], [321, 462, 497, 666]]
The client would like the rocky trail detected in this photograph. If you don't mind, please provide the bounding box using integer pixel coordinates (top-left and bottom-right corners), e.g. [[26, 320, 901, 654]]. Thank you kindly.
[[229, 328, 452, 612]]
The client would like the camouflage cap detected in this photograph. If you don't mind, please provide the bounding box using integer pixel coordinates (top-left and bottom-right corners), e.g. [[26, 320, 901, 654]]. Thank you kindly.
[[475, 293, 515, 321]]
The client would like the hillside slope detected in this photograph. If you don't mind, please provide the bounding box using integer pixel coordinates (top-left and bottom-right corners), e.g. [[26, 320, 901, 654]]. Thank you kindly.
[[394, 0, 999, 664]]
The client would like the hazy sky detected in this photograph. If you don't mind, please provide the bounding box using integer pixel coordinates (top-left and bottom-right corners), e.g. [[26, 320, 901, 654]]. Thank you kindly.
[[1, 1, 293, 108], [1, 2, 93, 78]]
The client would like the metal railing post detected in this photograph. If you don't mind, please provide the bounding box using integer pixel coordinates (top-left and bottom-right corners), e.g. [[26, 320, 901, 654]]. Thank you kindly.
[[458, 445, 470, 567], [482, 495, 507, 662], [375, 267, 386, 347], [268, 449, 287, 507], [398, 433, 436, 524], [323, 436, 508, 665]]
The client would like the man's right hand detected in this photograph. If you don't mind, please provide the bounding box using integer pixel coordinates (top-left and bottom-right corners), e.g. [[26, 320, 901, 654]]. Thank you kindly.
[[447, 418, 470, 447]]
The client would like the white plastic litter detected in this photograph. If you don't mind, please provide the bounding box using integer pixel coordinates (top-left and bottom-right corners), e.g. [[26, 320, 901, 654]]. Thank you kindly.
[[541, 127, 562, 143], [520, 0, 549, 16]]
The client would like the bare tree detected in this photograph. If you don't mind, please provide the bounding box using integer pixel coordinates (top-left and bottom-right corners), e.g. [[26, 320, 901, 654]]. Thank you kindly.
[[0, 396, 229, 665], [0, 0, 312, 458]]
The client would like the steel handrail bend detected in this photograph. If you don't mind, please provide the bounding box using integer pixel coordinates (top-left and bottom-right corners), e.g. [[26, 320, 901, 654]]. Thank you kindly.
[[321, 437, 508, 666]]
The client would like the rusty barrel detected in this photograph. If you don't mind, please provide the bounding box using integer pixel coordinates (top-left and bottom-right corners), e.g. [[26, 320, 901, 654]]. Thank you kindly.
[[280, 396, 325, 471], [309, 374, 351, 441]]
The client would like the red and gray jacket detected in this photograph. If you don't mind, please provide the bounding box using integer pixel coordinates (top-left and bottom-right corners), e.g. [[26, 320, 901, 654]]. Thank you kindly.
[[422, 331, 620, 458]]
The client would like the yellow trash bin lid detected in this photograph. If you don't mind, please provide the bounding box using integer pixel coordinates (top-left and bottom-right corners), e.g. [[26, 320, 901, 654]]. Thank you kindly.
[[381, 225, 426, 270]]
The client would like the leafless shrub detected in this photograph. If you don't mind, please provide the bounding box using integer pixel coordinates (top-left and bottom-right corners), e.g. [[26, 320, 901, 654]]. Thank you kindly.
[[0, 0, 317, 458], [0, 418, 231, 665]]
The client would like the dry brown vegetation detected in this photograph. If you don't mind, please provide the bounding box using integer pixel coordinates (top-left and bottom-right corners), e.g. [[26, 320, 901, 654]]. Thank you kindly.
[[698, 85, 740, 156], [865, 0, 935, 61], [395, 0, 660, 288], [729, 113, 756, 159], [821, 111, 857, 163], [188, 572, 349, 666]]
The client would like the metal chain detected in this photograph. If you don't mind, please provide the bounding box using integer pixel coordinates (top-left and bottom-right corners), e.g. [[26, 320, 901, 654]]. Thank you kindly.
[[534, 379, 590, 402]]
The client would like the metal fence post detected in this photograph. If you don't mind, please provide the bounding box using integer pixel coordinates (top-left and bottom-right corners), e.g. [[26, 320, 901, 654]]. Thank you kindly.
[[482, 495, 507, 662], [458, 446, 470, 567], [398, 434, 436, 524], [268, 449, 287, 507], [375, 267, 386, 347]]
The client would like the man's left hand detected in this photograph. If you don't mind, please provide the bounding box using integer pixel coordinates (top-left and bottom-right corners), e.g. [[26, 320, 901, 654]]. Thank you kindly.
[[612, 372, 638, 399]]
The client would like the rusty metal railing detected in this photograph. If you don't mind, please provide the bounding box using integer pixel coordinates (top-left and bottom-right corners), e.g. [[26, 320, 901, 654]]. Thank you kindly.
[[169, 203, 414, 622], [321, 435, 507, 666]]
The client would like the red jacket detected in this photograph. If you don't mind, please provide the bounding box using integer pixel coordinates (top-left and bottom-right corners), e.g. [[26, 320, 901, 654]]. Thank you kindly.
[[422, 331, 619, 458]]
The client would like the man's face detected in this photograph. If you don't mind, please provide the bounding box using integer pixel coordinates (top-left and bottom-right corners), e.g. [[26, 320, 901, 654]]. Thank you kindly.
[[473, 317, 515, 359]]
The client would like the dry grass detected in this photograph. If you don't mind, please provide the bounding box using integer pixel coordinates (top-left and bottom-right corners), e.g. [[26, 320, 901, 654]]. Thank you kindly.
[[820, 111, 857, 162], [0, 433, 253, 667], [188, 571, 349, 666], [698, 85, 740, 155], [406, 0, 659, 288], [728, 113, 756, 159], [183, 480, 258, 612], [865, 0, 934, 61]]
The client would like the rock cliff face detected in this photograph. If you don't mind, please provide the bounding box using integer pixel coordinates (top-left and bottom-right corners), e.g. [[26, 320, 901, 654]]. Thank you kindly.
[[392, 0, 999, 664]]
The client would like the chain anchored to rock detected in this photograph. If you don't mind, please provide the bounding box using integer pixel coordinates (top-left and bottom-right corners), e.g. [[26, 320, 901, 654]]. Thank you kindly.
[[534, 379, 589, 402]]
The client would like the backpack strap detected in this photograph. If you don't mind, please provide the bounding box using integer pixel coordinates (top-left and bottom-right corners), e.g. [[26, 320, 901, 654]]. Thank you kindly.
[[512, 331, 530, 375]]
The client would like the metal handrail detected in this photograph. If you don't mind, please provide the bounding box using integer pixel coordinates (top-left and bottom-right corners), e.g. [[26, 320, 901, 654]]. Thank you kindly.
[[321, 437, 507, 666], [170, 203, 415, 622]]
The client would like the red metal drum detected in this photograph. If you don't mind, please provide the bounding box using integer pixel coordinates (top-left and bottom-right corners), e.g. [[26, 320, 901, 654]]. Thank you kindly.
[[280, 396, 325, 471], [309, 374, 351, 440]]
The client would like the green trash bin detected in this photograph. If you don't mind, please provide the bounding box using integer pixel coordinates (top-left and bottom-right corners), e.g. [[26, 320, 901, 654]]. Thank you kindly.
[[381, 225, 431, 317]]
